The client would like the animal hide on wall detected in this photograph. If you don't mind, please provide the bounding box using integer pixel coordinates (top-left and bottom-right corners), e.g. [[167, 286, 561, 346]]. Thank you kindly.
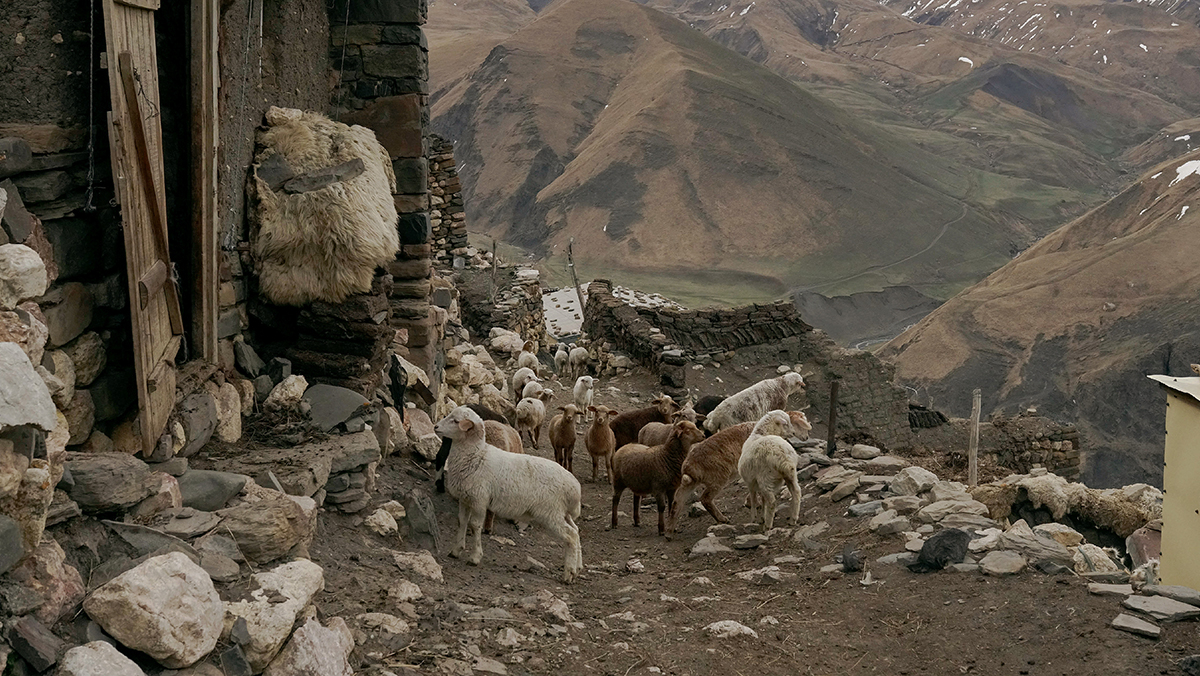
[[249, 106, 399, 306]]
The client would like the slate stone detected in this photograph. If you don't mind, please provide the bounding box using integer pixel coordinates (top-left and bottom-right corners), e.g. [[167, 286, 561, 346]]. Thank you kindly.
[[200, 552, 240, 583], [233, 341, 265, 378], [218, 308, 242, 339], [380, 24, 427, 48], [0, 180, 36, 242], [1144, 585, 1200, 607], [65, 453, 153, 513], [253, 374, 274, 402], [282, 158, 365, 194], [154, 509, 221, 539], [149, 458, 188, 477], [13, 170, 71, 203], [178, 469, 248, 512], [302, 383, 371, 432], [1111, 613, 1160, 639], [1180, 655, 1200, 676], [731, 534, 769, 549], [404, 488, 441, 554], [325, 474, 351, 493], [324, 488, 367, 505], [7, 615, 64, 672], [392, 157, 428, 195], [177, 392, 218, 457], [0, 514, 23, 574], [431, 287, 453, 309], [1122, 594, 1200, 622], [1088, 583, 1134, 597], [0, 137, 33, 179], [267, 357, 291, 384], [397, 213, 431, 247]]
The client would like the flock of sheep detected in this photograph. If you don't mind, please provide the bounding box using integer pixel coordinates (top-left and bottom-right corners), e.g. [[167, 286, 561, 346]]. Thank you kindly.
[[432, 341, 812, 582]]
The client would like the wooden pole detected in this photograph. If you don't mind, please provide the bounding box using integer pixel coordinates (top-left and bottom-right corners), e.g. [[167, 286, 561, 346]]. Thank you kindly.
[[490, 237, 498, 281], [825, 380, 840, 456], [968, 388, 981, 486], [567, 237, 586, 314]]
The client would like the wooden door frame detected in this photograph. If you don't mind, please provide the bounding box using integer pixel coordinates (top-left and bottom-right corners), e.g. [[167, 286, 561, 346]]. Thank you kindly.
[[190, 0, 219, 363]]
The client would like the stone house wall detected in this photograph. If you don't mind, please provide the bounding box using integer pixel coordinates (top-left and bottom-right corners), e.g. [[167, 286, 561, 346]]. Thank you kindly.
[[913, 415, 1082, 478], [457, 267, 547, 348], [427, 133, 468, 266]]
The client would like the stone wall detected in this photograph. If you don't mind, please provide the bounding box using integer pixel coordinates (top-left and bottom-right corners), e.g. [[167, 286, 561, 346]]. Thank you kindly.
[[457, 267, 547, 347], [913, 413, 1082, 479], [427, 134, 468, 266]]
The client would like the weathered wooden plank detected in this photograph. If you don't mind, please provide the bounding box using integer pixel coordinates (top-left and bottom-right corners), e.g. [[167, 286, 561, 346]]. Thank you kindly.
[[191, 0, 219, 362], [116, 0, 160, 9]]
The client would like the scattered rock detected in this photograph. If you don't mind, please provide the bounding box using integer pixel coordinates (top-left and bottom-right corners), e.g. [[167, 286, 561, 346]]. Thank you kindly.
[[391, 549, 443, 582], [83, 552, 223, 668], [403, 488, 441, 553], [689, 535, 732, 558], [65, 452, 153, 512], [179, 469, 248, 512], [1110, 613, 1160, 639], [868, 509, 909, 535], [389, 579, 423, 603], [57, 641, 147, 676], [262, 617, 353, 676], [848, 500, 883, 517], [1088, 583, 1134, 597], [731, 533, 768, 549], [1033, 522, 1084, 548], [213, 382, 242, 443], [829, 476, 861, 502], [980, 550, 1026, 576], [1121, 594, 1200, 622], [302, 383, 371, 432], [850, 444, 881, 460], [0, 243, 47, 309], [223, 559, 325, 671], [1074, 543, 1122, 574], [233, 341, 265, 379], [216, 490, 313, 564], [915, 498, 990, 524], [889, 466, 938, 496], [703, 620, 757, 639], [735, 566, 793, 584], [365, 508, 399, 537], [177, 392, 218, 458], [264, 375, 308, 411]]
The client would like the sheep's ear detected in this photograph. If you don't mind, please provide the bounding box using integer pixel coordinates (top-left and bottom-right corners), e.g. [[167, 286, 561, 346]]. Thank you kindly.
[[608, 410, 620, 418], [668, 401, 682, 412], [457, 418, 475, 432], [587, 405, 598, 412], [695, 413, 707, 423]]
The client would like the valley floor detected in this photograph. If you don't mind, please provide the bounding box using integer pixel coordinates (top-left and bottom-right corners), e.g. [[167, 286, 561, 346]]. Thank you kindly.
[[309, 369, 1198, 676]]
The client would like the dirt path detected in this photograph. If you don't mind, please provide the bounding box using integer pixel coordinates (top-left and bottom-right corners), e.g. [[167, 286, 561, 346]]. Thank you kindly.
[[310, 367, 1197, 676]]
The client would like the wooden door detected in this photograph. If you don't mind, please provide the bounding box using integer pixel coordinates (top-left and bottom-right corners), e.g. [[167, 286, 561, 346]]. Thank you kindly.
[[103, 0, 183, 454]]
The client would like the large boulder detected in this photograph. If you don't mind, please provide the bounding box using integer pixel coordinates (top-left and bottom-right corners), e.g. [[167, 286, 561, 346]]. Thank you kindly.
[[41, 282, 94, 348], [0, 243, 48, 309], [889, 466, 939, 496], [301, 383, 370, 432], [83, 552, 223, 669], [3, 537, 85, 625], [57, 641, 147, 676], [222, 559, 325, 671], [0, 341, 57, 431], [64, 452, 153, 513], [263, 617, 354, 676], [216, 491, 313, 564]]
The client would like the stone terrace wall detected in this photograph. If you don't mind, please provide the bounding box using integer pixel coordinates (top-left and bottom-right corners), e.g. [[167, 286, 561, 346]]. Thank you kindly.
[[457, 267, 546, 347], [583, 280, 915, 450], [914, 414, 1082, 479], [427, 134, 468, 266]]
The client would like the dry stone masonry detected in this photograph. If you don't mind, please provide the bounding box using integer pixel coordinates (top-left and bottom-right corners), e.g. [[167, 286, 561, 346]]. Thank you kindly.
[[428, 133, 469, 265]]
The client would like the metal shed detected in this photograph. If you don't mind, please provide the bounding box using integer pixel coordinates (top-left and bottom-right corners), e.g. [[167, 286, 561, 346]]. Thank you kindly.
[[1148, 374, 1200, 591]]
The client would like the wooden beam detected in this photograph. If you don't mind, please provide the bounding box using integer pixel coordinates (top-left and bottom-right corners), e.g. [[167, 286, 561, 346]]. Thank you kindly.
[[117, 50, 184, 336], [969, 388, 982, 486], [190, 0, 219, 362], [115, 0, 161, 9]]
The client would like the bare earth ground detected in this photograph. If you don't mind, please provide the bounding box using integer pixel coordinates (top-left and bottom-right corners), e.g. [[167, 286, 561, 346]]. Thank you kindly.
[[309, 365, 1198, 676]]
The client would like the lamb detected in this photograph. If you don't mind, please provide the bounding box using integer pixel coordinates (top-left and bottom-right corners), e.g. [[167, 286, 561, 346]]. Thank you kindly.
[[435, 406, 582, 582], [693, 395, 726, 419], [511, 367, 540, 403], [636, 408, 701, 447], [738, 410, 805, 532], [573, 376, 595, 421], [555, 345, 569, 374], [521, 380, 548, 401], [669, 410, 811, 533], [585, 405, 620, 484], [516, 340, 539, 372], [610, 420, 707, 537], [704, 372, 806, 434], [434, 403, 510, 493], [515, 389, 555, 449], [610, 395, 681, 451], [568, 346, 591, 380], [548, 404, 581, 472]]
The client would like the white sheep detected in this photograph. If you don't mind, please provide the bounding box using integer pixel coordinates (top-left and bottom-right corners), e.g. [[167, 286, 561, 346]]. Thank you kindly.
[[704, 372, 805, 434], [516, 340, 539, 372], [573, 376, 595, 421], [738, 410, 803, 532], [435, 406, 583, 582], [554, 345, 569, 374], [515, 389, 554, 449], [521, 380, 547, 401], [511, 366, 540, 403], [568, 346, 590, 380]]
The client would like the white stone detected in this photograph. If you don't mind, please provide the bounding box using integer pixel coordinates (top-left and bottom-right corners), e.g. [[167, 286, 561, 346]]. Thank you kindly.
[[980, 550, 1026, 576], [703, 620, 758, 639], [263, 617, 353, 676], [391, 549, 443, 582], [83, 552, 223, 668], [0, 244, 48, 309], [213, 382, 242, 443], [850, 444, 881, 460], [1073, 543, 1122, 574], [0, 342, 57, 431], [222, 559, 325, 672], [389, 579, 423, 603], [380, 500, 406, 520], [264, 375, 308, 410], [1033, 522, 1084, 548], [928, 481, 971, 502], [689, 535, 733, 558], [365, 508, 399, 537], [57, 641, 147, 676], [889, 466, 938, 496]]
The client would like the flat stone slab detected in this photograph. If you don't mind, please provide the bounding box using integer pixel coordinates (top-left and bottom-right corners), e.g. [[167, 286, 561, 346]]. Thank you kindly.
[[1111, 613, 1160, 639], [690, 536, 733, 558], [1122, 594, 1200, 622], [1143, 584, 1200, 608], [731, 534, 769, 549], [1088, 583, 1134, 597]]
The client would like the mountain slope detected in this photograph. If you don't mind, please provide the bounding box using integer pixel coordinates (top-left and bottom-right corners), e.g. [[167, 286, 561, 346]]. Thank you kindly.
[[878, 150, 1200, 488], [431, 0, 1114, 303]]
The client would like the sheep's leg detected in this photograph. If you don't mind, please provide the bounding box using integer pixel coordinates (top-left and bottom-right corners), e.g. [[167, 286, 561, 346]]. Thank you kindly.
[[467, 505, 487, 566], [548, 515, 582, 583], [746, 483, 758, 524], [606, 455, 615, 486], [700, 485, 729, 523], [450, 501, 470, 559], [611, 485, 624, 529], [632, 494, 642, 527], [533, 425, 541, 450], [762, 489, 778, 532], [483, 510, 495, 534], [656, 492, 669, 537], [668, 485, 693, 535], [785, 473, 802, 525], [565, 445, 573, 473], [592, 456, 599, 483]]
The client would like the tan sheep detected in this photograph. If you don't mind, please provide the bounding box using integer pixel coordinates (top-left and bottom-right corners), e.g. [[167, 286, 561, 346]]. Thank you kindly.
[[585, 405, 620, 484]]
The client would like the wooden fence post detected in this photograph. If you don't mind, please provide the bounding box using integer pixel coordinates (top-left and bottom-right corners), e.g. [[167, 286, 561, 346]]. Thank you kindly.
[[567, 237, 585, 315], [969, 388, 982, 486]]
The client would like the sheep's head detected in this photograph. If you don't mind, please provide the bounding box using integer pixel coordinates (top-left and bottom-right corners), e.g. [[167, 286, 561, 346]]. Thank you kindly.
[[522, 340, 536, 353], [670, 420, 706, 447], [652, 395, 681, 416], [780, 372, 806, 393], [558, 404, 580, 420], [672, 408, 699, 424], [787, 410, 813, 439], [751, 410, 795, 437], [588, 405, 619, 425], [436, 406, 485, 441], [576, 375, 595, 390], [538, 389, 555, 403]]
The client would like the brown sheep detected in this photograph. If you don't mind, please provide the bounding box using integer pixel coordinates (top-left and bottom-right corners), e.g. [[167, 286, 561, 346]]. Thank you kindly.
[[669, 410, 811, 533], [637, 408, 702, 447], [610, 395, 680, 451], [585, 405, 620, 484], [548, 404, 581, 473], [610, 420, 706, 537]]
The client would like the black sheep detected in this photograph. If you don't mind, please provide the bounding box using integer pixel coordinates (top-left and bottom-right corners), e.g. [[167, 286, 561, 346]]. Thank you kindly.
[[907, 528, 972, 573]]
